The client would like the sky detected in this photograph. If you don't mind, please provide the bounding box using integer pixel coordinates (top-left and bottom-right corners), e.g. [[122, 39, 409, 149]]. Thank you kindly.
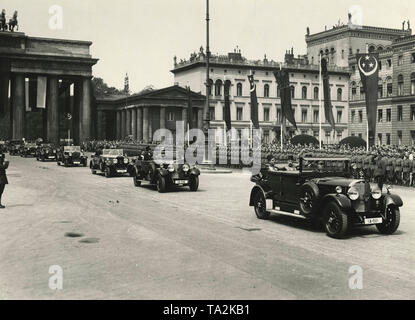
[[5, 0, 415, 93]]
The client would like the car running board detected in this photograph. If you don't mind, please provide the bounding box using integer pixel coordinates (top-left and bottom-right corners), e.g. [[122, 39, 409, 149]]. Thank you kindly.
[[267, 209, 307, 220]]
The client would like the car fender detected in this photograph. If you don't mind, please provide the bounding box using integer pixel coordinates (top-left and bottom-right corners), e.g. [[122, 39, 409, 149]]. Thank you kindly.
[[249, 184, 273, 206], [190, 168, 200, 176], [158, 168, 170, 177], [321, 194, 352, 212], [384, 194, 403, 208]]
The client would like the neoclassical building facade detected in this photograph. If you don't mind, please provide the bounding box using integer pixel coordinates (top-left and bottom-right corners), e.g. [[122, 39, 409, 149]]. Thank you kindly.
[[172, 50, 350, 144]]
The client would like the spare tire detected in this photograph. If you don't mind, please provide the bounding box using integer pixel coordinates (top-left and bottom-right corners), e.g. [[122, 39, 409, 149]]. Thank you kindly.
[[299, 182, 320, 215]]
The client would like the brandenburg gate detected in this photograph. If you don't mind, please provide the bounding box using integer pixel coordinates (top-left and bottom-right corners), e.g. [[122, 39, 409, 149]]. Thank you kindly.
[[0, 30, 98, 144]]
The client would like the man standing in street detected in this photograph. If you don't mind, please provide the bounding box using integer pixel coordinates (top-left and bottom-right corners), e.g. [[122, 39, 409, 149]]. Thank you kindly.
[[0, 153, 9, 209]]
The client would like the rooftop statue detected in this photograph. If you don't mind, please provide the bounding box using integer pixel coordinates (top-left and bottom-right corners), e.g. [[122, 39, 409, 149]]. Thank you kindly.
[[0, 9, 7, 31], [8, 10, 18, 32]]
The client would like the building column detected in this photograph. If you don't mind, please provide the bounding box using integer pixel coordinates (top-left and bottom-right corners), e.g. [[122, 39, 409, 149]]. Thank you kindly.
[[47, 76, 59, 144], [131, 107, 137, 140], [79, 77, 92, 142], [73, 79, 82, 145], [143, 106, 149, 142], [137, 107, 143, 141], [182, 108, 188, 131], [121, 109, 126, 138], [116, 110, 121, 140], [148, 109, 153, 142], [126, 108, 132, 136], [160, 107, 166, 129], [96, 110, 105, 140], [12, 73, 25, 140], [197, 108, 204, 129]]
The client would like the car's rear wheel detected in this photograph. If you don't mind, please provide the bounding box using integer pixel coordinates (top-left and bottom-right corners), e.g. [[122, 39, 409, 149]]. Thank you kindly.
[[189, 176, 199, 192], [253, 190, 270, 220], [376, 206, 400, 235], [324, 202, 349, 239], [157, 176, 167, 193]]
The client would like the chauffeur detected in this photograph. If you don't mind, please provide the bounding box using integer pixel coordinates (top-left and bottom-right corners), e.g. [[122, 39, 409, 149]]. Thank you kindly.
[[0, 153, 9, 209]]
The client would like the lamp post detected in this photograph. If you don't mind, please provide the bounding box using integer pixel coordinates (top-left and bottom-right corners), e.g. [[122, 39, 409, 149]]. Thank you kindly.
[[203, 0, 210, 135]]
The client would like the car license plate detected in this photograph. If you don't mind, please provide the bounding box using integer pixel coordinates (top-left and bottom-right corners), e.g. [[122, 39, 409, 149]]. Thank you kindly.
[[74, 161, 80, 164], [49, 156, 55, 159], [364, 217, 383, 225], [175, 180, 188, 185], [117, 169, 127, 173]]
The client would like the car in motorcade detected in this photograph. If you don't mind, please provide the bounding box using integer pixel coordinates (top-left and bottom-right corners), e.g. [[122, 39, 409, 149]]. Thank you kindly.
[[0, 141, 6, 153], [56, 145, 88, 167], [19, 143, 38, 157], [36, 143, 57, 161], [7, 140, 24, 156], [89, 148, 134, 178], [249, 156, 403, 239], [132, 154, 200, 193]]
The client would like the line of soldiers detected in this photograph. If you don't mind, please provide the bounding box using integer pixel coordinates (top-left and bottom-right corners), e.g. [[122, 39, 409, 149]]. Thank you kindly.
[[350, 152, 415, 186]]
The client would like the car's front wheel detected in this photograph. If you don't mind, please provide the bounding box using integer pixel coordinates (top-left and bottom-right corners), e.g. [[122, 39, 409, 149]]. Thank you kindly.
[[157, 176, 167, 193], [133, 176, 141, 187], [189, 176, 199, 192], [105, 167, 112, 178], [376, 206, 400, 235], [323, 202, 349, 239], [253, 190, 270, 220]]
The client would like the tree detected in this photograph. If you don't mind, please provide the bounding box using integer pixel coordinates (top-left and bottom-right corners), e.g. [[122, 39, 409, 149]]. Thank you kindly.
[[91, 77, 124, 98]]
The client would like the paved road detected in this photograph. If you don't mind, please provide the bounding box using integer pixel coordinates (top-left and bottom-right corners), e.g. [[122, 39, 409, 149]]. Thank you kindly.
[[0, 155, 414, 299]]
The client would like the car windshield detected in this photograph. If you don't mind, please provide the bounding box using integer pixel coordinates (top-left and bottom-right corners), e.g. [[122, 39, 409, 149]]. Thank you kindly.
[[64, 146, 81, 152], [102, 149, 123, 156]]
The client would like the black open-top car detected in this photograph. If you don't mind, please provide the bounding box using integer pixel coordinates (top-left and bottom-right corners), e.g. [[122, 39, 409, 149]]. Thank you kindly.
[[56, 146, 88, 167], [90, 148, 134, 178], [36, 143, 57, 161], [250, 157, 403, 239], [133, 157, 200, 193], [19, 143, 38, 157]]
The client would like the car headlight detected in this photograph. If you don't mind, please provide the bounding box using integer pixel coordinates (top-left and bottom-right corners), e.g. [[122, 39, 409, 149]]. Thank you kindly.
[[371, 188, 382, 200], [168, 164, 175, 172], [335, 186, 342, 194], [182, 164, 190, 172], [106, 159, 113, 164], [124, 158, 129, 164], [347, 187, 359, 201]]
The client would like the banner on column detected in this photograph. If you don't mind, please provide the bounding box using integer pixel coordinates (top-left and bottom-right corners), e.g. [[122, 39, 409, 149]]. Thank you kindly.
[[36, 76, 47, 109], [25, 78, 30, 112]]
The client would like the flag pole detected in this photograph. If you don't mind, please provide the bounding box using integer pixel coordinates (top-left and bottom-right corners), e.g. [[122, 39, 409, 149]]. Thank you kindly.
[[365, 44, 369, 152], [279, 64, 284, 151], [319, 54, 322, 150]]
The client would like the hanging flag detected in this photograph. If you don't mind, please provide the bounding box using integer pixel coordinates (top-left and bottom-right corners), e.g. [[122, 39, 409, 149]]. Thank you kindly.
[[321, 58, 335, 130], [357, 53, 379, 146], [36, 76, 47, 109], [29, 78, 37, 110], [247, 74, 259, 129], [274, 69, 297, 129], [186, 87, 193, 129], [223, 80, 232, 131]]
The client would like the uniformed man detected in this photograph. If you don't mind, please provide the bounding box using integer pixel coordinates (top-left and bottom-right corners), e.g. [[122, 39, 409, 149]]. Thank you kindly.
[[0, 153, 9, 209], [386, 155, 394, 184], [356, 153, 364, 178], [374, 152, 387, 191], [394, 155, 403, 185], [363, 154, 371, 181], [411, 158, 415, 187], [402, 156, 411, 186]]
